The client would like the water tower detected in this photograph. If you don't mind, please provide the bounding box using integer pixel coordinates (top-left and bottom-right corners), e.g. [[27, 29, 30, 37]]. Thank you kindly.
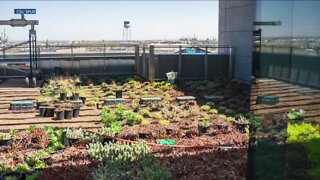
[[122, 20, 131, 42]]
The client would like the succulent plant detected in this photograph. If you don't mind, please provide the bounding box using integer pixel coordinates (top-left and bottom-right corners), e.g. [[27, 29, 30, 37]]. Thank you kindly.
[[159, 119, 170, 126], [200, 105, 211, 111], [198, 116, 211, 128], [66, 128, 84, 140], [227, 117, 235, 122], [287, 108, 304, 121], [88, 141, 149, 163], [0, 132, 12, 140], [209, 109, 218, 114], [139, 109, 150, 118], [219, 114, 227, 120], [236, 115, 250, 125], [92, 160, 136, 180], [138, 155, 172, 180]]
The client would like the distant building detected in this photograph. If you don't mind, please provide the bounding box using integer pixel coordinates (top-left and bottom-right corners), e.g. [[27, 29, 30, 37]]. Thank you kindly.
[[175, 47, 210, 54]]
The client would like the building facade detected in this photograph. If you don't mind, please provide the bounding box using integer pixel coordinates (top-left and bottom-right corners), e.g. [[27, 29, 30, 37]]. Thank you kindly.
[[220, 1, 320, 179], [219, 0, 320, 88]]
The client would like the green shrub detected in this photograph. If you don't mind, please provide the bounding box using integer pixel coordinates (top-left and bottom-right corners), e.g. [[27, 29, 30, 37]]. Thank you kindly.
[[287, 123, 320, 143], [125, 112, 138, 126], [245, 113, 261, 131], [101, 107, 118, 127], [110, 121, 123, 134], [115, 105, 125, 120], [44, 125, 64, 151], [287, 123, 320, 179]]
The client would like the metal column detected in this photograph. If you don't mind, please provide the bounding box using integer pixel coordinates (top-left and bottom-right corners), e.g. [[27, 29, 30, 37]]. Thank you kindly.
[[228, 46, 234, 79], [149, 45, 155, 81], [134, 45, 139, 74], [28, 30, 33, 77], [178, 45, 182, 78], [204, 46, 208, 80]]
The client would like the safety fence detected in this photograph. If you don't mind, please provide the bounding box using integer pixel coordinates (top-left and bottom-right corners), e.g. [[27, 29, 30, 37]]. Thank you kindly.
[[0, 43, 233, 81]]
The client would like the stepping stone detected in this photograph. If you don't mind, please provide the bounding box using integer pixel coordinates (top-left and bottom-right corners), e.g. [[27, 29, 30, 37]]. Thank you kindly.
[[176, 96, 196, 102], [10, 100, 34, 110], [139, 97, 161, 104], [203, 95, 224, 101], [70, 100, 83, 108], [104, 98, 125, 105]]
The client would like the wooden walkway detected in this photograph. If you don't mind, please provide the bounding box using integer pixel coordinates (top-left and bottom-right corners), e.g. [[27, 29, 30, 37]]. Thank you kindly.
[[0, 87, 102, 130], [251, 79, 320, 122]]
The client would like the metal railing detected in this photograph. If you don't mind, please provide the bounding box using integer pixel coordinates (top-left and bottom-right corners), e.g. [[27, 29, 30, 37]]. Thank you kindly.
[[0, 43, 233, 81], [259, 45, 320, 57], [137, 44, 233, 81]]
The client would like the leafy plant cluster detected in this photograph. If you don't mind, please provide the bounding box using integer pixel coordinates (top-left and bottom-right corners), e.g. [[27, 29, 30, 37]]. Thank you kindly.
[[287, 108, 304, 122], [287, 122, 320, 179], [246, 113, 262, 131], [287, 123, 320, 143], [26, 150, 48, 169], [101, 105, 142, 127], [44, 125, 65, 152]]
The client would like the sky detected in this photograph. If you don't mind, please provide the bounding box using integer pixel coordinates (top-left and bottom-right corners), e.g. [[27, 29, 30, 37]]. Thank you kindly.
[[0, 1, 219, 41]]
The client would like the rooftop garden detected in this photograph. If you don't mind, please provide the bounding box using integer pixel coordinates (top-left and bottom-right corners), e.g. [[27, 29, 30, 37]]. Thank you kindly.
[[0, 75, 260, 179]]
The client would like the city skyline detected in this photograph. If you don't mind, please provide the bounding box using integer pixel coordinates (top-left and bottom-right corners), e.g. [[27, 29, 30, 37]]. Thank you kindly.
[[0, 1, 219, 41]]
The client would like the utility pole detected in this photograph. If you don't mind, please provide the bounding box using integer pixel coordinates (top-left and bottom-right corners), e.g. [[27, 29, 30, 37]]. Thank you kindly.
[[0, 9, 39, 87]]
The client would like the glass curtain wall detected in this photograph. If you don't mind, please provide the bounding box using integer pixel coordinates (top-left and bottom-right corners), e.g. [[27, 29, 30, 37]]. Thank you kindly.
[[249, 1, 320, 179]]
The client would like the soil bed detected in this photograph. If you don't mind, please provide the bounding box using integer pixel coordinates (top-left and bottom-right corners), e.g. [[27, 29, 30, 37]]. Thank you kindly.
[[0, 76, 251, 179]]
